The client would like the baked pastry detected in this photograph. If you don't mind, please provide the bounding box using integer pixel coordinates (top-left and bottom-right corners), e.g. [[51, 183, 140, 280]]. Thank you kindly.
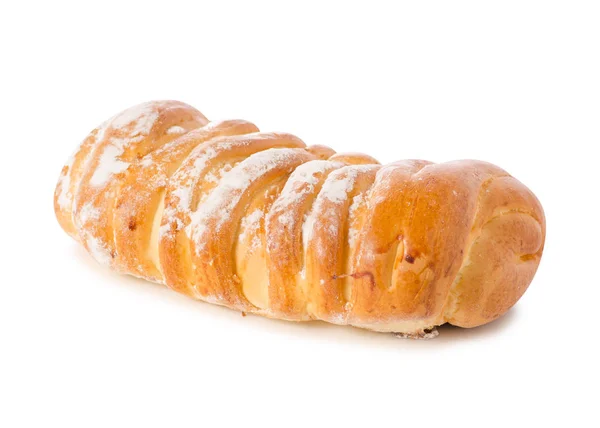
[[54, 100, 545, 338]]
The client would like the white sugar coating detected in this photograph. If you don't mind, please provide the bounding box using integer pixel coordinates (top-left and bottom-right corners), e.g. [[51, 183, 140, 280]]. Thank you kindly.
[[164, 142, 235, 228], [349, 193, 364, 217], [171, 144, 221, 210], [188, 148, 302, 252], [56, 153, 75, 210], [174, 131, 287, 208], [110, 102, 159, 136], [302, 212, 316, 251], [159, 216, 183, 239], [318, 207, 341, 252], [56, 121, 111, 211], [302, 165, 379, 258], [139, 156, 154, 167], [162, 157, 221, 239], [287, 160, 332, 187], [273, 160, 341, 226], [171, 178, 195, 212], [204, 171, 219, 183], [239, 209, 263, 242], [166, 125, 186, 134], [93, 119, 110, 145], [85, 234, 112, 265], [239, 208, 264, 251], [88, 102, 163, 188], [158, 221, 170, 239], [278, 160, 331, 201], [372, 169, 396, 205], [201, 293, 225, 305], [58, 103, 170, 213], [190, 146, 219, 177], [277, 213, 293, 227], [89, 143, 132, 187], [320, 165, 376, 204], [74, 200, 110, 266], [78, 202, 100, 225], [348, 193, 365, 247], [322, 177, 353, 203], [328, 223, 337, 236], [328, 312, 345, 325], [305, 167, 359, 243], [204, 164, 232, 184]]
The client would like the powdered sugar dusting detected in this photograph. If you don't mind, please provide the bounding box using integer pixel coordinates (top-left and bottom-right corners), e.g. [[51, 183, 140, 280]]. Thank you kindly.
[[160, 215, 182, 237], [273, 160, 341, 227], [88, 102, 161, 188], [277, 213, 293, 227], [328, 312, 346, 325], [239, 209, 264, 250], [166, 125, 186, 134], [201, 293, 226, 305], [93, 121, 110, 149], [89, 143, 133, 187], [302, 212, 316, 250], [56, 153, 76, 210], [372, 168, 397, 205], [303, 165, 378, 256], [348, 193, 365, 247], [205, 164, 233, 184], [171, 134, 287, 222], [85, 234, 112, 265], [160, 142, 231, 238], [322, 178, 354, 203], [349, 193, 364, 217], [139, 156, 154, 167], [110, 103, 159, 135], [78, 202, 100, 225], [305, 167, 359, 244], [188, 148, 302, 252], [320, 165, 375, 204], [56, 121, 111, 211], [72, 201, 110, 265]]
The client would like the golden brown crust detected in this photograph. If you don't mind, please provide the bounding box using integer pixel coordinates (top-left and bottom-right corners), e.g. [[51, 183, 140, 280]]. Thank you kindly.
[[56, 101, 208, 266], [54, 100, 546, 336], [305, 164, 380, 323], [113, 120, 259, 281], [443, 175, 545, 327], [159, 132, 307, 297], [188, 147, 315, 309]]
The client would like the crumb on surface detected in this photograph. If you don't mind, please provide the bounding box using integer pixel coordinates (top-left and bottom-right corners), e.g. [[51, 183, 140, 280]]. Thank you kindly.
[[393, 327, 439, 340]]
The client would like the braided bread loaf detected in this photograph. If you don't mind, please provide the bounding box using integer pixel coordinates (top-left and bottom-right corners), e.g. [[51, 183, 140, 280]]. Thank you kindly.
[[54, 100, 545, 337]]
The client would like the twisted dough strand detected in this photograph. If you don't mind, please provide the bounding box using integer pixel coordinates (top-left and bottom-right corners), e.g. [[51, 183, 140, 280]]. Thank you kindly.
[[54, 101, 545, 336]]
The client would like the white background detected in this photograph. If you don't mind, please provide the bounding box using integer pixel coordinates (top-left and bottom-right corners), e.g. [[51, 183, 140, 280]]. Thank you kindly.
[[1, 1, 598, 426]]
